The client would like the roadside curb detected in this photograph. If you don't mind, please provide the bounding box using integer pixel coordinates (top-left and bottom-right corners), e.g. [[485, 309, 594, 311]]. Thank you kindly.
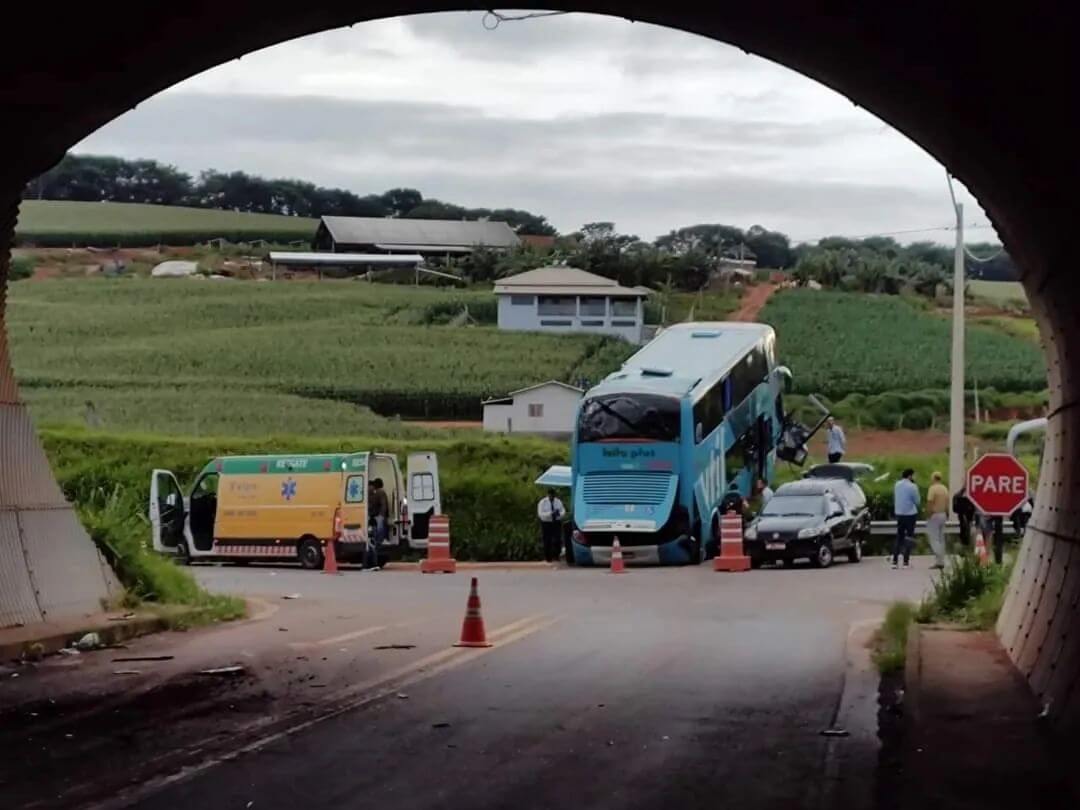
[[0, 612, 174, 662], [904, 621, 923, 728]]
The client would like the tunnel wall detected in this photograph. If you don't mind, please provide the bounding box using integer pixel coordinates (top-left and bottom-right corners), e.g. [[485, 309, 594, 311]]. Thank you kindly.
[[0, 193, 118, 628], [997, 255, 1080, 727]]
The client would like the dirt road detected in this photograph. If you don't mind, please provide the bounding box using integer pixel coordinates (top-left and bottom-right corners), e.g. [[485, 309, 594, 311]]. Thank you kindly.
[[730, 282, 778, 322]]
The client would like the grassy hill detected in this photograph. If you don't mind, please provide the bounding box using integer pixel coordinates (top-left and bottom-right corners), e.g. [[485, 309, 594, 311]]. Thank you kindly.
[[15, 200, 317, 247]]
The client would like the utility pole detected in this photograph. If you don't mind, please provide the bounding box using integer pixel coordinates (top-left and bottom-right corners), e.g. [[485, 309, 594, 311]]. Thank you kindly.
[[948, 194, 966, 494]]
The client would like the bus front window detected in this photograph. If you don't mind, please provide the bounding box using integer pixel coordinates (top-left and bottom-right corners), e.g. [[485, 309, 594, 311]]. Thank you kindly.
[[578, 394, 681, 443]]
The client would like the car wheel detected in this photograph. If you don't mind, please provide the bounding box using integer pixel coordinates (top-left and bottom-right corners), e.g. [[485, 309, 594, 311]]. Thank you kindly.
[[298, 537, 324, 570], [812, 542, 834, 569], [847, 539, 863, 564]]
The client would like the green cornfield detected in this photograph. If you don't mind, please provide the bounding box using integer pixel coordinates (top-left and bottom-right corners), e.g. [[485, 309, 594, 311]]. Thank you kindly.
[[761, 289, 1045, 398], [15, 200, 317, 247], [8, 278, 637, 426]]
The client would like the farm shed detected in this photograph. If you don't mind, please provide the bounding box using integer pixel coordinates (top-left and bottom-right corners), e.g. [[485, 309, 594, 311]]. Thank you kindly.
[[494, 266, 650, 344], [482, 381, 583, 437], [314, 217, 519, 257]]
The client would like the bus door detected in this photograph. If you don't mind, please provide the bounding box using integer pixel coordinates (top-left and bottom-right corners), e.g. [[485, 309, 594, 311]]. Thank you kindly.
[[407, 452, 441, 545]]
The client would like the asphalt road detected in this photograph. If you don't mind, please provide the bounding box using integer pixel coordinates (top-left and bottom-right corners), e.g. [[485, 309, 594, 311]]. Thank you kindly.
[[3, 559, 933, 810]]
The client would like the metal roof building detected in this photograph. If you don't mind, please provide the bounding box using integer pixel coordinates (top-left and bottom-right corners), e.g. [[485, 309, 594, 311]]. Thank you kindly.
[[315, 216, 520, 254]]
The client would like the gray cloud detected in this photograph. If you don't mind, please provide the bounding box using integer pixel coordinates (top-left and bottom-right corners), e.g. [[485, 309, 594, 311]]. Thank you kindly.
[[80, 90, 947, 240]]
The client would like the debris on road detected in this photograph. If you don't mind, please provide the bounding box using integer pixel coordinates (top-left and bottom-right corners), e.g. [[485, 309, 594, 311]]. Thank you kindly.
[[75, 632, 103, 650], [57, 647, 81, 656], [432, 722, 451, 729], [396, 693, 409, 700], [108, 613, 137, 621], [820, 728, 850, 738], [282, 594, 301, 600], [198, 666, 246, 677], [113, 670, 141, 676], [112, 655, 175, 663], [374, 644, 416, 650], [278, 628, 288, 632]]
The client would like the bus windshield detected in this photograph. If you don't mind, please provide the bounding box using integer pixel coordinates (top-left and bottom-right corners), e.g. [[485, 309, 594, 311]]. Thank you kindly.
[[577, 394, 681, 443]]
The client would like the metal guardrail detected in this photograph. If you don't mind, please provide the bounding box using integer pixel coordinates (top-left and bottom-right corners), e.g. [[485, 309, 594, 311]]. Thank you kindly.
[[868, 520, 1020, 537]]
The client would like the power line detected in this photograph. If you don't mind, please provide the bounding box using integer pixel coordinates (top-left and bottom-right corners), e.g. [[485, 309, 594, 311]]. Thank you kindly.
[[790, 223, 993, 244], [482, 10, 570, 30]]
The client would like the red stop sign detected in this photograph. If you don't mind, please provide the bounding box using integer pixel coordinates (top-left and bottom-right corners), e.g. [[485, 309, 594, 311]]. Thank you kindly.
[[967, 453, 1029, 515]]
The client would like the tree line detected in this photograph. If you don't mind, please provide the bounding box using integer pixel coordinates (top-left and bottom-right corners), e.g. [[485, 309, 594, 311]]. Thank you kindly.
[[26, 153, 1016, 292], [24, 153, 557, 236]]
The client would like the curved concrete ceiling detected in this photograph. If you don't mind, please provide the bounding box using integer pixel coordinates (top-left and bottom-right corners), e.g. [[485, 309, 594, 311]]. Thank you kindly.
[[0, 3, 1077, 728]]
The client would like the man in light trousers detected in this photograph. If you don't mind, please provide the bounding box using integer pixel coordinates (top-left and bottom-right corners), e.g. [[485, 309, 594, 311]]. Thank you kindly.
[[925, 471, 949, 569]]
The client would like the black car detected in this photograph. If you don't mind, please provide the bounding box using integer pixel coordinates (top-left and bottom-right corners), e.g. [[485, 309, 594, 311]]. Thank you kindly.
[[743, 478, 870, 568]]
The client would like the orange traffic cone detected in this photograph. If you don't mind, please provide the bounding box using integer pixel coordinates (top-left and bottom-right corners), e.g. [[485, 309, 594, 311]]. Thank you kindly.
[[713, 510, 751, 572], [974, 530, 989, 566], [610, 537, 627, 574], [454, 577, 492, 647], [323, 537, 340, 574]]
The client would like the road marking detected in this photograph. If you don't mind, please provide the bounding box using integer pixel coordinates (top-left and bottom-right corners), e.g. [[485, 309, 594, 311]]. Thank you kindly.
[[80, 613, 560, 810]]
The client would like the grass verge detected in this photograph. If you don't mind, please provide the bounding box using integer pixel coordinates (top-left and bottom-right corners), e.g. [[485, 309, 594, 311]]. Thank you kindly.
[[80, 486, 245, 624], [916, 553, 1013, 629], [872, 601, 916, 674]]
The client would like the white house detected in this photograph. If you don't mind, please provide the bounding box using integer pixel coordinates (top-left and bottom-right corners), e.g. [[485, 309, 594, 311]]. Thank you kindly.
[[481, 381, 584, 436], [493, 266, 650, 344]]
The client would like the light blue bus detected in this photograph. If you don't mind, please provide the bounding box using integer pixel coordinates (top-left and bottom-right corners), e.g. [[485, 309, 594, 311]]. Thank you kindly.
[[565, 322, 796, 566]]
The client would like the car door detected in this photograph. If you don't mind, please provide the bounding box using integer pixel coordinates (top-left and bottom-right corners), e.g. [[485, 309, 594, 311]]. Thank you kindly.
[[407, 451, 441, 546], [825, 495, 853, 548], [149, 469, 186, 553]]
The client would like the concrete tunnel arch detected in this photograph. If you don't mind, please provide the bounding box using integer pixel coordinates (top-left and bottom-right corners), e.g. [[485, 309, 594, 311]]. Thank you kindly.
[[1, 3, 1077, 727]]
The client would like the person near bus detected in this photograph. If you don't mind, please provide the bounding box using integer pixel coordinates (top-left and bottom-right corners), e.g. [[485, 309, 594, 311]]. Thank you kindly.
[[825, 417, 846, 463], [537, 489, 565, 563], [366, 477, 389, 570], [752, 478, 774, 515], [893, 468, 920, 569], [952, 487, 975, 546], [925, 471, 949, 569], [1011, 496, 1033, 536]]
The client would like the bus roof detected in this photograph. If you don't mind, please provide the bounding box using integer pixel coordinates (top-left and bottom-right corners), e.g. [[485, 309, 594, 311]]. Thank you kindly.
[[587, 322, 774, 399], [201, 452, 368, 476]]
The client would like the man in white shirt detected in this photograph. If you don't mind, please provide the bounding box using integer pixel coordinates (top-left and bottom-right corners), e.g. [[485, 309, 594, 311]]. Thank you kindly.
[[826, 417, 846, 463], [537, 489, 566, 562]]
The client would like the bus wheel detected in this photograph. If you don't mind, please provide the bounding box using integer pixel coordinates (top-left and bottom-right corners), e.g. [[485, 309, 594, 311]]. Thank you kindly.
[[686, 536, 702, 565], [298, 537, 324, 570]]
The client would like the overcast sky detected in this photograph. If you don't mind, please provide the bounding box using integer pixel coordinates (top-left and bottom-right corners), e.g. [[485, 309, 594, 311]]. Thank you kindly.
[[77, 12, 992, 242]]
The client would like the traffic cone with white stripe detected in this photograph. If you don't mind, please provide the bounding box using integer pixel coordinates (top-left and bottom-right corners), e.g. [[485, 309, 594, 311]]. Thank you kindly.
[[454, 577, 492, 647], [610, 537, 627, 574], [713, 510, 751, 572]]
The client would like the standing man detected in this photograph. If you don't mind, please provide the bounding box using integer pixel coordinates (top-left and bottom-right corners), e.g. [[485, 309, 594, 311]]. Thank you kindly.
[[825, 417, 846, 464], [952, 487, 975, 546], [925, 471, 949, 569], [753, 478, 774, 513], [893, 468, 920, 570], [537, 488, 565, 563], [366, 478, 389, 571]]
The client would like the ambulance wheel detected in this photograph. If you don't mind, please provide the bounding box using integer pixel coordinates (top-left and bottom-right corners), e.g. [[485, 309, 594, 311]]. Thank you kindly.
[[298, 537, 324, 570]]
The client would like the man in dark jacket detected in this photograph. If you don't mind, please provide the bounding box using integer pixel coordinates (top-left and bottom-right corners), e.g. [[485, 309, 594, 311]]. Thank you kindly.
[[952, 487, 975, 547], [366, 478, 390, 570]]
